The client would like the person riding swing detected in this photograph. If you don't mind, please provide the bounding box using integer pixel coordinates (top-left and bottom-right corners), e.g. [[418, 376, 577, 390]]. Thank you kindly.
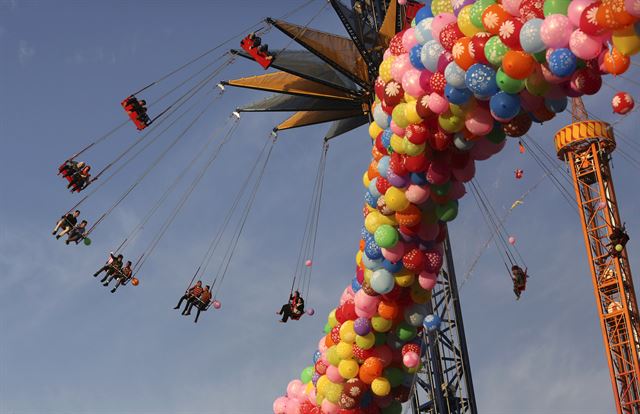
[[277, 290, 305, 323], [511, 265, 528, 300], [607, 224, 630, 258]]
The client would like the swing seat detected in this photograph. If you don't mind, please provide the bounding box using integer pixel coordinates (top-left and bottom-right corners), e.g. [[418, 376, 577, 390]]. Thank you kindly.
[[121, 97, 150, 131], [240, 36, 273, 70]]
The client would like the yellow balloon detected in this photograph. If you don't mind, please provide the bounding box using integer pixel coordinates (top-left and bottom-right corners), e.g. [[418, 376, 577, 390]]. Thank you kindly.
[[404, 101, 423, 124], [365, 210, 383, 233], [379, 57, 395, 83], [355, 332, 376, 350], [369, 122, 383, 140], [327, 345, 341, 366], [363, 171, 371, 188], [438, 112, 464, 133], [403, 139, 426, 157], [613, 26, 640, 56], [325, 383, 343, 403], [390, 134, 406, 154], [392, 103, 409, 129], [449, 103, 470, 117], [431, 0, 454, 14], [371, 315, 393, 332], [371, 377, 391, 396], [336, 341, 354, 360], [338, 359, 360, 379], [458, 5, 481, 37], [395, 270, 415, 287], [404, 92, 417, 102], [411, 281, 432, 304], [355, 250, 363, 267], [404, 364, 420, 374], [316, 394, 324, 406], [317, 374, 330, 396], [305, 382, 314, 395], [339, 321, 356, 344], [328, 309, 338, 328], [384, 187, 410, 212], [364, 268, 372, 284]]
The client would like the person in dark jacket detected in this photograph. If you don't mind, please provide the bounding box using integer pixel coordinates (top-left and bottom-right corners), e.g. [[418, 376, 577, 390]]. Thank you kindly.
[[174, 281, 203, 314], [103, 261, 132, 293], [511, 265, 528, 300], [607, 225, 630, 258], [53, 210, 80, 239], [94, 253, 123, 280], [184, 285, 212, 323], [277, 290, 304, 323]]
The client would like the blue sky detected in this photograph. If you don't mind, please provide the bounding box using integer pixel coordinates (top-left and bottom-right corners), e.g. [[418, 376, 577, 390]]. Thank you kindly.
[[1, 1, 639, 413]]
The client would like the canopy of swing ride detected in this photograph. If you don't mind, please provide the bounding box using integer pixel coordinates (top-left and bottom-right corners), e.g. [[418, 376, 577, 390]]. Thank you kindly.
[[51, 0, 640, 413]]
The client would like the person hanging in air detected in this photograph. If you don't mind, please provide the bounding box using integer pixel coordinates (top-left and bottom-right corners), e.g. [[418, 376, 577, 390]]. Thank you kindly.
[[65, 220, 88, 245], [67, 164, 91, 192], [607, 224, 630, 258], [247, 32, 273, 61], [122, 95, 151, 129], [173, 281, 203, 314], [277, 290, 305, 323], [103, 260, 132, 293], [94, 253, 123, 280], [52, 210, 80, 239], [511, 265, 528, 300], [183, 285, 212, 323], [59, 160, 83, 179]]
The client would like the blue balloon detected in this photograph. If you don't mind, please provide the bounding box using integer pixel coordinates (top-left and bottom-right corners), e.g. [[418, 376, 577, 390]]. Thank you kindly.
[[415, 5, 433, 23], [444, 62, 466, 88], [377, 155, 390, 177], [313, 350, 321, 364], [465, 64, 499, 98], [364, 190, 378, 208], [361, 226, 373, 242], [410, 44, 426, 70], [545, 96, 568, 113], [365, 239, 383, 260], [421, 40, 444, 72], [414, 18, 434, 45], [351, 277, 362, 293], [362, 254, 383, 271], [410, 172, 428, 185], [519, 19, 545, 54], [382, 259, 403, 273], [370, 268, 395, 294], [548, 48, 577, 78], [373, 103, 390, 129], [444, 84, 472, 105], [423, 313, 442, 332], [490, 92, 521, 120], [381, 129, 393, 149]]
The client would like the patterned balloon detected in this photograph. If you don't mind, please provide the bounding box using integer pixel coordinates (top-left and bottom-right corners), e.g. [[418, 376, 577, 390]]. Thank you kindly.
[[499, 17, 525, 49], [612, 91, 635, 114], [548, 48, 577, 77], [439, 22, 465, 51], [519, 18, 546, 53], [444, 61, 467, 88], [484, 35, 510, 66], [470, 32, 492, 64], [502, 112, 533, 136], [519, 0, 545, 21], [465, 64, 500, 97]]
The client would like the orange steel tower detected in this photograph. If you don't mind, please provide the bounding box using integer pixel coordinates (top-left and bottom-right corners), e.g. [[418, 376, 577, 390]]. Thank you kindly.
[[554, 97, 640, 413]]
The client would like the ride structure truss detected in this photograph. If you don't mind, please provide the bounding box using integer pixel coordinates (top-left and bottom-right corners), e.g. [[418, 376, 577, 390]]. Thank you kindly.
[[554, 98, 640, 414]]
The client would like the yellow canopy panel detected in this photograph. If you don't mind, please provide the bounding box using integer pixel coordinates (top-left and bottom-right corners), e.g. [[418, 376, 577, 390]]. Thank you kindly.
[[276, 109, 365, 131]]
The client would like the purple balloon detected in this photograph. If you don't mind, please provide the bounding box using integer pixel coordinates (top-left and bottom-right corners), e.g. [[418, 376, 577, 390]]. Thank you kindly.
[[453, 0, 475, 16], [387, 171, 410, 188], [354, 317, 372, 336]]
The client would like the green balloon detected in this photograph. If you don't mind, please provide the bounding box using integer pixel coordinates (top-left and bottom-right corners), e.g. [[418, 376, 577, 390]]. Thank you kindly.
[[438, 112, 464, 133], [525, 70, 550, 96], [324, 323, 331, 334], [436, 200, 458, 222], [484, 36, 509, 67], [532, 50, 547, 64], [300, 366, 314, 384], [83, 237, 92, 246], [543, 0, 570, 16], [486, 124, 506, 144], [383, 367, 405, 387], [374, 224, 399, 249], [396, 322, 417, 341], [431, 182, 451, 196], [374, 332, 387, 346], [496, 68, 525, 94], [470, 0, 496, 29]]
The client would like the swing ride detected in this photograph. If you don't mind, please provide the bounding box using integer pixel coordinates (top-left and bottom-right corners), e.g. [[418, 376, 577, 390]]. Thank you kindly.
[[49, 0, 640, 413]]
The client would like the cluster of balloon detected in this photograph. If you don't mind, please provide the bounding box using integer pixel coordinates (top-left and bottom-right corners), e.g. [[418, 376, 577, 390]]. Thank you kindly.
[[274, 0, 640, 412], [612, 91, 635, 114]]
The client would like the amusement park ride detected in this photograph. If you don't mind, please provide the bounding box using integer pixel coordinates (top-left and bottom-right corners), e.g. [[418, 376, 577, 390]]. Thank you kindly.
[[222, 1, 640, 413]]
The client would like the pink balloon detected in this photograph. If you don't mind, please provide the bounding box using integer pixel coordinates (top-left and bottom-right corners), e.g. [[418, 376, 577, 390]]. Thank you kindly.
[[568, 0, 597, 25], [390, 120, 406, 136], [418, 271, 438, 290], [626, 0, 640, 17], [212, 300, 221, 309], [428, 92, 449, 114], [306, 308, 315, 316], [354, 289, 381, 313], [402, 28, 419, 51], [326, 365, 344, 383], [427, 159, 451, 185], [381, 241, 405, 262], [321, 400, 339, 414], [502, 0, 523, 16], [419, 70, 434, 92], [391, 54, 412, 83], [431, 13, 457, 40], [508, 236, 516, 245], [318, 337, 328, 353], [285, 398, 300, 414], [448, 180, 466, 200], [402, 69, 426, 97], [540, 15, 573, 49], [287, 380, 304, 398], [383, 49, 392, 60], [452, 159, 475, 182], [569, 29, 602, 60], [305, 259, 312, 267], [355, 304, 376, 318], [437, 52, 454, 73], [465, 107, 493, 136], [403, 351, 420, 368], [405, 184, 431, 204], [273, 396, 288, 414]]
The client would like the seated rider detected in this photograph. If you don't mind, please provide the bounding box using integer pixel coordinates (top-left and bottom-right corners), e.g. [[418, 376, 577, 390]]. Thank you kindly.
[[173, 280, 203, 313], [68, 164, 91, 192], [103, 260, 132, 293], [183, 285, 212, 323], [53, 210, 80, 239], [258, 44, 273, 60], [511, 265, 528, 300], [248, 32, 262, 48], [65, 220, 88, 245], [277, 290, 304, 323], [608, 225, 630, 258], [94, 253, 123, 280], [59, 160, 82, 178]]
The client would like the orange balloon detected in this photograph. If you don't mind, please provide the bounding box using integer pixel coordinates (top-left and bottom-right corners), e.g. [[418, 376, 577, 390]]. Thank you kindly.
[[598, 0, 636, 29], [502, 51, 535, 80], [452, 37, 475, 70], [361, 357, 383, 377], [395, 204, 422, 227], [131, 277, 139, 286], [367, 161, 380, 180], [325, 334, 335, 348], [482, 4, 511, 35], [371, 146, 384, 161], [359, 239, 366, 251], [378, 301, 400, 320], [603, 47, 631, 75]]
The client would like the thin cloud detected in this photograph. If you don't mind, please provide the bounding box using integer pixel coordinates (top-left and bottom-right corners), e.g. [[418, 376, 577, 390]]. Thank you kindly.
[[65, 47, 117, 65], [18, 40, 34, 64]]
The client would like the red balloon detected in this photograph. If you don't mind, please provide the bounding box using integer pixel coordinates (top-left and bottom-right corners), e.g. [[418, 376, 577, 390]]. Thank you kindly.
[[435, 222, 448, 243], [416, 95, 433, 120], [403, 248, 426, 272], [380, 100, 394, 115], [428, 128, 452, 152], [498, 18, 524, 50], [383, 80, 404, 107], [570, 68, 602, 96], [331, 325, 342, 343], [374, 77, 386, 101], [374, 133, 389, 155], [342, 300, 358, 321], [612, 92, 635, 114], [518, 0, 544, 21], [390, 152, 408, 176], [424, 249, 443, 273], [439, 22, 464, 52], [375, 177, 391, 195], [389, 30, 408, 55], [401, 343, 421, 356], [429, 72, 446, 95], [580, 2, 607, 36], [450, 150, 470, 169], [470, 32, 492, 65], [404, 154, 429, 173], [406, 122, 430, 145]]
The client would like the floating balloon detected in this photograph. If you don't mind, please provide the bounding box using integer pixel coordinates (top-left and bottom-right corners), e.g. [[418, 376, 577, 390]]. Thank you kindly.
[[612, 92, 635, 114]]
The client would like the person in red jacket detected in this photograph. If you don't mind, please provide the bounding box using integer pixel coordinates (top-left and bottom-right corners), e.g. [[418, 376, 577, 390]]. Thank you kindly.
[[173, 281, 203, 314], [183, 285, 212, 323]]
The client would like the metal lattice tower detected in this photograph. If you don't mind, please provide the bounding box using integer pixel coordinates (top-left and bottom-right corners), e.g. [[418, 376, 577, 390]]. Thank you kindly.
[[554, 98, 640, 413]]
